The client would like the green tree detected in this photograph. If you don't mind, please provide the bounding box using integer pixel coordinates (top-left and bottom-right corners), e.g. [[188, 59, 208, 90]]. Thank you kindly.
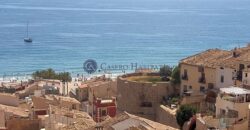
[[171, 66, 180, 84], [176, 105, 197, 130], [32, 68, 72, 82], [57, 72, 72, 82], [159, 65, 172, 81]]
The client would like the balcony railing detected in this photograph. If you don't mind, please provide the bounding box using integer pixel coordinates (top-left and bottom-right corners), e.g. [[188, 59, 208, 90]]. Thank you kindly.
[[237, 71, 242, 81], [220, 95, 246, 103], [199, 77, 206, 84], [182, 75, 188, 80]]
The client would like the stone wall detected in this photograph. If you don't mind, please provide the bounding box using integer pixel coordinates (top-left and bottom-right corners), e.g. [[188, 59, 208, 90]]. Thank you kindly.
[[117, 73, 175, 120], [156, 105, 179, 129], [45, 114, 75, 130], [7, 119, 40, 130], [0, 94, 19, 107]]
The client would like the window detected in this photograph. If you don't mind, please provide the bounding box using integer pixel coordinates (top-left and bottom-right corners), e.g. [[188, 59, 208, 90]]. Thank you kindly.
[[200, 86, 205, 92], [201, 73, 205, 78], [189, 86, 192, 89], [199, 73, 206, 83], [239, 64, 245, 70], [182, 69, 188, 80], [101, 110, 107, 116], [232, 71, 237, 80], [221, 75, 224, 83], [184, 69, 187, 75], [228, 109, 238, 118], [183, 85, 187, 92], [220, 109, 226, 116], [245, 73, 248, 77]]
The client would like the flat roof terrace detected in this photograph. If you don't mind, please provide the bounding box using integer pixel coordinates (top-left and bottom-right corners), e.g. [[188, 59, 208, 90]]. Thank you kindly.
[[220, 86, 250, 95], [125, 75, 164, 83]]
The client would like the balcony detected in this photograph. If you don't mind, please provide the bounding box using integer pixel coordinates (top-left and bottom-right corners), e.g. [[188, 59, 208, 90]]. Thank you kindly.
[[199, 77, 206, 84], [219, 94, 250, 103], [208, 83, 214, 89], [181, 75, 188, 80], [237, 71, 242, 81], [216, 96, 250, 115], [181, 94, 204, 105]]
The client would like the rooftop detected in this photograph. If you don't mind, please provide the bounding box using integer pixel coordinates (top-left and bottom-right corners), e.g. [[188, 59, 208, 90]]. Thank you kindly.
[[0, 93, 17, 97], [52, 95, 80, 104], [86, 112, 178, 130], [180, 45, 250, 68], [79, 84, 88, 89], [47, 105, 96, 130], [32, 95, 80, 110], [160, 105, 177, 115], [125, 75, 163, 83], [39, 79, 61, 83], [32, 96, 55, 110], [0, 104, 29, 117], [86, 80, 111, 88], [220, 86, 250, 95]]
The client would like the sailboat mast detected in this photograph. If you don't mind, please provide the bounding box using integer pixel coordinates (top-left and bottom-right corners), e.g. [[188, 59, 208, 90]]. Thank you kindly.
[[26, 22, 29, 37], [24, 21, 32, 42]]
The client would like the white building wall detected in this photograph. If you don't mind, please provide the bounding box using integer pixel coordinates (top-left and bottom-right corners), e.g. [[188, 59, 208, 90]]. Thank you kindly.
[[242, 71, 250, 85], [215, 67, 235, 88], [215, 96, 249, 119]]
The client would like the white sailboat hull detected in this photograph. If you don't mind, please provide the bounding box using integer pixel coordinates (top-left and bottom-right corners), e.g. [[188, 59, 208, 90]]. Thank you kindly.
[[24, 38, 32, 42]]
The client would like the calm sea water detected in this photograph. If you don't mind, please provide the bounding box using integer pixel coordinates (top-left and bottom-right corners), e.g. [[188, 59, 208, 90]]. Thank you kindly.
[[1, 0, 250, 77]]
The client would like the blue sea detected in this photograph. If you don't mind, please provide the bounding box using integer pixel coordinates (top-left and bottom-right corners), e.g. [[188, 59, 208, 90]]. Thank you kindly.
[[1, 0, 250, 77]]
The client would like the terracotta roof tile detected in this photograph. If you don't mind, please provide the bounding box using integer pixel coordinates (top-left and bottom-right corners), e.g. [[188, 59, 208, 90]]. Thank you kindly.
[[180, 46, 250, 68], [86, 112, 178, 130]]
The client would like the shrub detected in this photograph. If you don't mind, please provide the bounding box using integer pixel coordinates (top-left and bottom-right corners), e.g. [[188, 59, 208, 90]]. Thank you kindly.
[[176, 105, 197, 129]]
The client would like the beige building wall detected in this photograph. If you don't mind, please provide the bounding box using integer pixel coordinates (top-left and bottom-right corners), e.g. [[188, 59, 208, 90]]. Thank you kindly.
[[88, 80, 117, 100], [229, 120, 248, 130], [59, 100, 80, 110], [88, 80, 117, 115], [6, 119, 40, 130], [180, 63, 216, 96], [243, 68, 250, 85], [0, 94, 19, 107], [156, 105, 179, 129], [38, 80, 61, 88], [0, 110, 5, 129], [77, 87, 88, 101], [215, 67, 236, 88], [180, 95, 205, 111], [45, 114, 75, 130], [117, 73, 174, 120], [215, 96, 249, 119], [196, 116, 221, 130]]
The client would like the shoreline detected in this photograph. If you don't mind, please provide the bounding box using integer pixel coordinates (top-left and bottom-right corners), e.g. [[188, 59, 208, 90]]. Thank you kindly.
[[0, 71, 130, 82]]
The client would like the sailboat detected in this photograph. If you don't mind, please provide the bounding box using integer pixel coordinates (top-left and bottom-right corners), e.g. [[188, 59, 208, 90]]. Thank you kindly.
[[24, 22, 32, 43]]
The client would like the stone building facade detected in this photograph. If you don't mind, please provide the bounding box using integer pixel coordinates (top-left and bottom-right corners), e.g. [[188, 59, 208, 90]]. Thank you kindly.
[[117, 73, 174, 120]]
